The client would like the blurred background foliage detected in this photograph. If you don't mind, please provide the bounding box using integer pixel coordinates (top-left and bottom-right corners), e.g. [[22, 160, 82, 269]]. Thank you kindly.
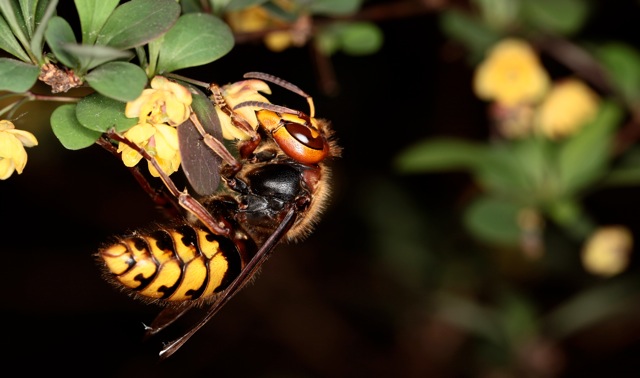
[[3, 0, 640, 377]]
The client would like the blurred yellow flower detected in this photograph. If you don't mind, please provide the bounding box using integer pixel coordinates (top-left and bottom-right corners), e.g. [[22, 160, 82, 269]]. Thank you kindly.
[[117, 122, 181, 178], [581, 226, 632, 277], [226, 3, 305, 52], [474, 38, 550, 107], [0, 120, 38, 180], [536, 78, 600, 140], [265, 31, 294, 52], [215, 79, 272, 140], [125, 76, 192, 126], [226, 6, 272, 33]]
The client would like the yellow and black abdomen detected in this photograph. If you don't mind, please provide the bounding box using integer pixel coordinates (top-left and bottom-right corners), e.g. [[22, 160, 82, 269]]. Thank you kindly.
[[98, 225, 242, 304]]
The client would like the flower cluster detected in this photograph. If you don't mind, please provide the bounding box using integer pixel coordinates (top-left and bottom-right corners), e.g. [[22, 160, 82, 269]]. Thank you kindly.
[[0, 120, 38, 180], [474, 38, 600, 140], [118, 76, 192, 177]]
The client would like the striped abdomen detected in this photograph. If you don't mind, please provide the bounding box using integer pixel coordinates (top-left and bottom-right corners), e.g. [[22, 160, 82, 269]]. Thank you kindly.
[[98, 224, 242, 303]]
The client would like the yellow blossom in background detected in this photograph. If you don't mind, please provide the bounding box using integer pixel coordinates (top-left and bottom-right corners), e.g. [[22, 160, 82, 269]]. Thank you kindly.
[[125, 76, 192, 126], [581, 226, 633, 277], [117, 122, 181, 178], [0, 120, 38, 180], [226, 6, 292, 51], [265, 31, 294, 52], [226, 2, 305, 52], [226, 6, 272, 33], [216, 79, 272, 140], [535, 78, 600, 140], [474, 38, 550, 107]]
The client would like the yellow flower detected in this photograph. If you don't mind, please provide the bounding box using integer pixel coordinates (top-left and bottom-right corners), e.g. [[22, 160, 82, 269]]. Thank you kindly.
[[474, 38, 550, 107], [117, 122, 181, 178], [581, 226, 632, 277], [125, 76, 192, 126], [536, 78, 600, 140], [215, 79, 272, 140], [226, 4, 300, 52], [0, 120, 38, 180], [265, 31, 294, 52], [226, 6, 271, 33]]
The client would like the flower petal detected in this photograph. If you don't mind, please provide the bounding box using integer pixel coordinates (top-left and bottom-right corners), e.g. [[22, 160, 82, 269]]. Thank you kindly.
[[0, 158, 15, 180], [9, 129, 38, 147], [125, 89, 154, 118], [0, 120, 15, 131], [119, 145, 144, 167], [154, 124, 179, 159], [123, 123, 156, 144], [164, 96, 190, 125]]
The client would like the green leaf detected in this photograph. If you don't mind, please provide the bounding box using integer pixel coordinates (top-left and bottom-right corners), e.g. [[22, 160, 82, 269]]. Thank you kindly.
[[474, 142, 542, 203], [44, 15, 77, 68], [34, 0, 51, 24], [29, 0, 58, 64], [0, 57, 39, 91], [310, 0, 363, 15], [155, 13, 233, 74], [51, 104, 102, 150], [0, 0, 30, 56], [394, 138, 489, 173], [315, 28, 340, 56], [339, 22, 383, 56], [74, 0, 119, 44], [61, 43, 134, 72], [557, 101, 623, 196], [439, 9, 501, 62], [85, 61, 147, 102], [463, 195, 522, 246], [19, 0, 38, 37], [0, 15, 30, 61], [593, 42, 640, 106], [75, 93, 137, 133], [520, 0, 589, 35], [599, 147, 640, 188], [545, 278, 640, 339], [96, 0, 180, 49]]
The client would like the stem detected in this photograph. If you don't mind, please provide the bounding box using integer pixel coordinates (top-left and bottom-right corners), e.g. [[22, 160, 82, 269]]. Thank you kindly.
[[165, 73, 209, 89]]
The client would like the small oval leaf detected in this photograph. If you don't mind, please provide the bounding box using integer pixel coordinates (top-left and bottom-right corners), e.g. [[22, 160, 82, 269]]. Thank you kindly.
[[44, 16, 78, 68], [395, 138, 489, 173], [85, 61, 148, 102], [75, 93, 137, 133], [464, 196, 522, 246], [339, 22, 384, 56], [156, 13, 233, 74], [96, 0, 180, 49], [74, 0, 120, 44], [51, 104, 102, 150], [0, 58, 40, 92]]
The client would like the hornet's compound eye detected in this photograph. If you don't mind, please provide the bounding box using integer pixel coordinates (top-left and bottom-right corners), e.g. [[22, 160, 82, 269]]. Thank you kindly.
[[272, 121, 329, 164]]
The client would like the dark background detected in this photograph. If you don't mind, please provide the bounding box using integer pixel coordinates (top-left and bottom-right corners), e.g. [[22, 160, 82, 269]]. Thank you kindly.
[[3, 1, 640, 377]]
